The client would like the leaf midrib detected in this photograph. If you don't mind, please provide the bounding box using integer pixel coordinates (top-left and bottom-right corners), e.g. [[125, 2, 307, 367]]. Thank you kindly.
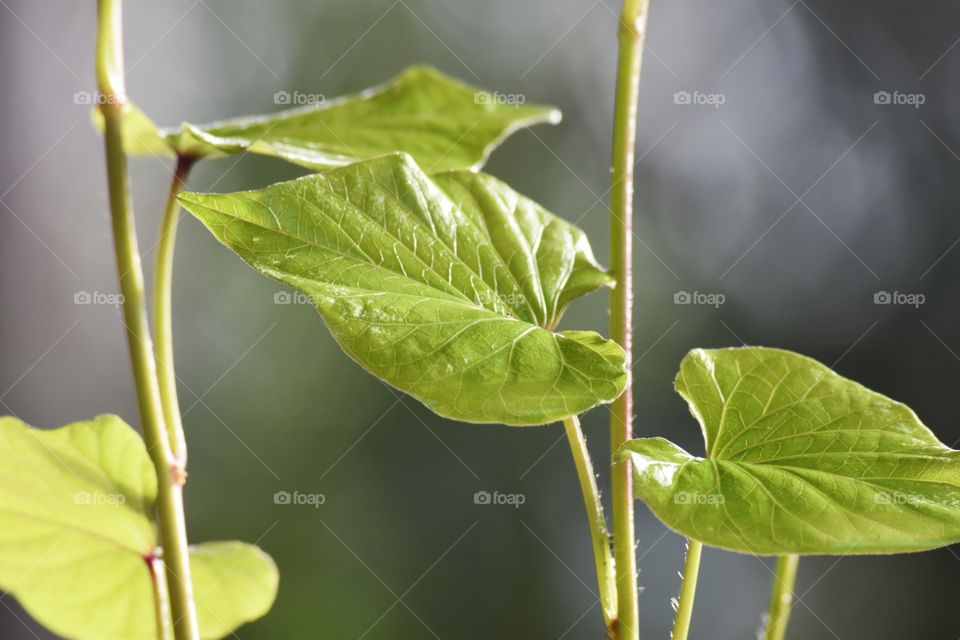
[[365, 171, 541, 322], [718, 458, 960, 493], [198, 191, 477, 309], [198, 168, 549, 325]]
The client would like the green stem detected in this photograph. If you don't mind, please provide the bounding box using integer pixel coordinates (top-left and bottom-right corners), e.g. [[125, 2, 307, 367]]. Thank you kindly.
[[670, 540, 702, 640], [563, 416, 618, 632], [154, 155, 194, 466], [96, 2, 199, 639], [764, 555, 799, 640], [147, 554, 172, 640], [609, 0, 650, 638]]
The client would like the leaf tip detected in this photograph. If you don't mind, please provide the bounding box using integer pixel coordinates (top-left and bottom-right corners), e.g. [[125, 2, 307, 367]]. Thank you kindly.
[[397, 63, 444, 82]]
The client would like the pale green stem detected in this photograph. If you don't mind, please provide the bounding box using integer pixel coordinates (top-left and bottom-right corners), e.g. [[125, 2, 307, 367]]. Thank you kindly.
[[147, 554, 172, 640], [154, 155, 194, 466], [764, 555, 799, 640], [563, 416, 618, 631], [670, 540, 702, 640], [96, 1, 199, 638], [609, 0, 651, 638]]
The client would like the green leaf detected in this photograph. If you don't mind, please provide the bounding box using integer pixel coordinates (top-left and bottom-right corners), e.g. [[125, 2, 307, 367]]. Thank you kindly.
[[0, 415, 157, 640], [617, 347, 960, 555], [191, 541, 279, 640], [0, 415, 277, 639], [99, 66, 560, 172], [91, 102, 176, 158], [179, 153, 625, 425]]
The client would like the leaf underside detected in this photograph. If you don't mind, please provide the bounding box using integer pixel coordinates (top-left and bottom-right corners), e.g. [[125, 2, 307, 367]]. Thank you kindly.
[[0, 415, 277, 639], [180, 153, 625, 426], [618, 348, 960, 555], [97, 65, 560, 172]]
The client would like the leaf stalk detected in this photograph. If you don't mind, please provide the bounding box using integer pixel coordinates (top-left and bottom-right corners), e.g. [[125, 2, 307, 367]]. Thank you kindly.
[[563, 416, 618, 630], [154, 154, 195, 468], [764, 555, 799, 640], [670, 540, 702, 640]]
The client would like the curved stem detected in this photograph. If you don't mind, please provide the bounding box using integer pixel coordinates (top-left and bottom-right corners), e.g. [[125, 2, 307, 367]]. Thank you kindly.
[[154, 155, 194, 466], [764, 555, 799, 640], [563, 416, 618, 632], [670, 540, 702, 640], [609, 0, 651, 638], [96, 2, 199, 639]]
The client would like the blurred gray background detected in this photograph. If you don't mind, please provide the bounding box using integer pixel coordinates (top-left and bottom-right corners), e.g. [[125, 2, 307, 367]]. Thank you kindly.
[[3, 0, 960, 638]]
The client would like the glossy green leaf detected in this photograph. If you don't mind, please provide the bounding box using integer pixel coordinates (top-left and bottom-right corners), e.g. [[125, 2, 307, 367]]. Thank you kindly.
[[179, 153, 625, 425], [0, 415, 277, 639], [617, 348, 960, 555], [98, 66, 559, 172]]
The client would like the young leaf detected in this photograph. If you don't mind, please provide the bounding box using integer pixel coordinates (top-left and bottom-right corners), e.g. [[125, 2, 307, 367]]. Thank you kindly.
[[191, 541, 279, 640], [179, 153, 625, 425], [97, 66, 560, 172], [0, 415, 157, 640], [617, 348, 960, 555], [0, 415, 277, 639]]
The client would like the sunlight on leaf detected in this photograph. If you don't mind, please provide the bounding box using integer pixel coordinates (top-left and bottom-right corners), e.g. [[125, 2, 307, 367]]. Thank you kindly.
[[191, 541, 279, 640], [618, 348, 960, 555], [95, 66, 559, 172], [0, 415, 157, 639], [0, 415, 277, 639], [180, 153, 625, 425]]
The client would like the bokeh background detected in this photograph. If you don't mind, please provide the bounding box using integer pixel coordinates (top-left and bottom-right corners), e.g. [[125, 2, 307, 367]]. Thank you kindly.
[[3, 0, 960, 638]]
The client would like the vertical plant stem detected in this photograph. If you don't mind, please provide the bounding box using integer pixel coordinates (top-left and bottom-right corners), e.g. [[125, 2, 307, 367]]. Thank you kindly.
[[96, 1, 199, 638], [609, 0, 650, 637], [670, 540, 702, 640], [563, 416, 618, 632], [154, 155, 195, 466], [764, 555, 799, 640]]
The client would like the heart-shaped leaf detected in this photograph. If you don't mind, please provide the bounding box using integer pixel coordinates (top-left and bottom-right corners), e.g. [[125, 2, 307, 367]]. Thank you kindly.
[[0, 415, 278, 639], [179, 154, 625, 425], [96, 66, 559, 172], [617, 348, 960, 555], [0, 414, 157, 639]]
